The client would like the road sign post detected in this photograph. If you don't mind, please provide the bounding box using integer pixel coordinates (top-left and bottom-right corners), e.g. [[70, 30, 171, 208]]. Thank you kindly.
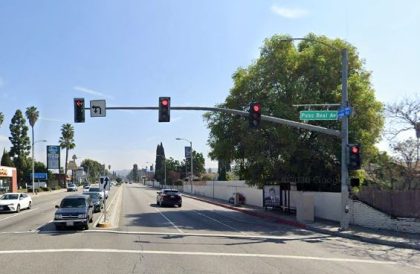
[[90, 100, 106, 117], [299, 111, 338, 121]]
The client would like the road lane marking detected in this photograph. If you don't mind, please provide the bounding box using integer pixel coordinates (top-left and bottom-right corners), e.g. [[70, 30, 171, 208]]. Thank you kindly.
[[192, 210, 251, 236], [0, 208, 39, 223], [0, 248, 413, 267], [154, 208, 184, 233]]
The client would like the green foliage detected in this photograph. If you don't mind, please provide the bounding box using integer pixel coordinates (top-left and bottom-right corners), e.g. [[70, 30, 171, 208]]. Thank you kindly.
[[154, 143, 165, 183], [8, 110, 31, 185], [80, 159, 103, 183], [205, 33, 384, 187], [1, 149, 14, 166], [59, 123, 75, 179], [0, 112, 3, 127], [25, 106, 39, 128]]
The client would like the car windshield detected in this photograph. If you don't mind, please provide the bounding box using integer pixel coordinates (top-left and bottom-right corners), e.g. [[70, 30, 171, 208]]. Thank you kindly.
[[89, 188, 100, 192], [60, 198, 86, 208], [0, 194, 19, 200], [163, 190, 179, 195], [86, 193, 100, 199]]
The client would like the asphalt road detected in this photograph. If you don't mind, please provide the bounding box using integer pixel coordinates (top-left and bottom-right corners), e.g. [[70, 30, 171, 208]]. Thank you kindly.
[[0, 183, 419, 274]]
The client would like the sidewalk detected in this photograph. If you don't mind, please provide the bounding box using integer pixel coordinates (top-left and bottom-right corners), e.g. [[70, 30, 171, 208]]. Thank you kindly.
[[26, 188, 67, 197], [183, 193, 420, 251]]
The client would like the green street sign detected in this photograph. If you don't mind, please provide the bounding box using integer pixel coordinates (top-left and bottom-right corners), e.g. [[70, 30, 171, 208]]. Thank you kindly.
[[299, 111, 338, 121]]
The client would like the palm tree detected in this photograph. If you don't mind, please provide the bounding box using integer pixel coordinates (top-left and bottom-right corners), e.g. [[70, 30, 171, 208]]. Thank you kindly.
[[25, 107, 39, 193], [0, 112, 4, 127], [59, 123, 75, 185], [25, 106, 39, 145]]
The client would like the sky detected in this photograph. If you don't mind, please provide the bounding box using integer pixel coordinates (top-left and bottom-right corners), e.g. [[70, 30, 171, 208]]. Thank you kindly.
[[0, 0, 419, 172]]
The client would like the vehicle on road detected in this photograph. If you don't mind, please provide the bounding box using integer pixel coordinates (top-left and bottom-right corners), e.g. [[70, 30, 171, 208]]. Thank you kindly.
[[156, 189, 182, 207], [89, 185, 108, 199], [0, 193, 32, 213], [82, 185, 90, 193], [83, 192, 104, 212], [67, 183, 78, 192], [54, 195, 94, 230]]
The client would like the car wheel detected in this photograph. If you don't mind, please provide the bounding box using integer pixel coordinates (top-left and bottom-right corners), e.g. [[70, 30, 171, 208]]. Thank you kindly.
[[16, 204, 20, 213], [28, 201, 31, 209], [178, 203, 182, 208], [157, 200, 160, 206], [84, 223, 89, 230]]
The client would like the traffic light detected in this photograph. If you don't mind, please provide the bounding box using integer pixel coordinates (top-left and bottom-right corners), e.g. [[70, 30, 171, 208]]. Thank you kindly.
[[249, 102, 261, 128], [348, 144, 361, 170], [158, 97, 170, 122], [74, 98, 85, 123]]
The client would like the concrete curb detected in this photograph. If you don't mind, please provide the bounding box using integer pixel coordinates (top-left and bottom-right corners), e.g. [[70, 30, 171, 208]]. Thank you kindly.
[[183, 193, 420, 251], [94, 185, 123, 229]]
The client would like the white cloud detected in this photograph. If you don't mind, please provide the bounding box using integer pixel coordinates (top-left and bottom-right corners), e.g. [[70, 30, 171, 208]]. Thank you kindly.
[[271, 6, 308, 19], [39, 117, 65, 123], [0, 135, 8, 142], [73, 86, 115, 99]]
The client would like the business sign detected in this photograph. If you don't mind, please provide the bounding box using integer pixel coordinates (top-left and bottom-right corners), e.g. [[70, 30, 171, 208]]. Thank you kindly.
[[30, 173, 48, 180], [185, 146, 192, 158], [47, 145, 60, 170], [0, 166, 14, 177]]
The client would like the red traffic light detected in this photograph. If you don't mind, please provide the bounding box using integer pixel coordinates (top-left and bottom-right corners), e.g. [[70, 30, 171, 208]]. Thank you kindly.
[[252, 104, 261, 113], [76, 100, 83, 107], [351, 146, 359, 154], [161, 99, 169, 107]]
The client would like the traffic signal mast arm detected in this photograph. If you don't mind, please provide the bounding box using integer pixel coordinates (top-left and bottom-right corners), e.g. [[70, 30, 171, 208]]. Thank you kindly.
[[87, 105, 341, 138]]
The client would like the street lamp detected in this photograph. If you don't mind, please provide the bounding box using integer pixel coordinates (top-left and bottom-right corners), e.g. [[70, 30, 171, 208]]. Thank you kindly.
[[31, 139, 47, 194], [176, 137, 193, 193]]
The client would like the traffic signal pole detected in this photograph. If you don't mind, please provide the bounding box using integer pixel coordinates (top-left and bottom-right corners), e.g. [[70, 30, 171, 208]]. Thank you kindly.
[[340, 48, 350, 230]]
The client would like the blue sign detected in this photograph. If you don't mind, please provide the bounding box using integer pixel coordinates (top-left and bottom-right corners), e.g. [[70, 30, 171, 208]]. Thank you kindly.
[[337, 107, 352, 119], [47, 145, 60, 170], [30, 173, 48, 180], [185, 146, 192, 158]]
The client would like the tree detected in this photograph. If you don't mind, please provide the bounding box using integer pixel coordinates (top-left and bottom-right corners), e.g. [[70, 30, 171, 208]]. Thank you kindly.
[[9, 110, 31, 186], [154, 143, 165, 183], [59, 123, 75, 184], [1, 149, 14, 166], [80, 159, 103, 183], [391, 138, 419, 190], [205, 33, 384, 187], [25, 106, 39, 146], [0, 112, 3, 127], [385, 95, 419, 139]]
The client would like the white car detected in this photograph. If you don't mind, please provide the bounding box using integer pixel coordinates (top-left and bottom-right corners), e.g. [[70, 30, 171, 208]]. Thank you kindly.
[[0, 193, 32, 213]]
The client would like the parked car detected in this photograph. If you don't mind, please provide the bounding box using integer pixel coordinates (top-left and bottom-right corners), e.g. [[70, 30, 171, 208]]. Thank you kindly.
[[0, 193, 32, 213], [228, 193, 245, 205], [54, 195, 94, 230], [67, 183, 78, 192], [83, 192, 104, 212], [89, 185, 108, 199], [156, 189, 182, 207], [82, 185, 90, 193]]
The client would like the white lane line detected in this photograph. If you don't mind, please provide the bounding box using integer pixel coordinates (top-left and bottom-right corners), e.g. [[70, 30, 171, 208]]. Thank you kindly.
[[0, 248, 409, 266], [0, 208, 39, 223], [192, 210, 251, 236], [154, 208, 184, 233]]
